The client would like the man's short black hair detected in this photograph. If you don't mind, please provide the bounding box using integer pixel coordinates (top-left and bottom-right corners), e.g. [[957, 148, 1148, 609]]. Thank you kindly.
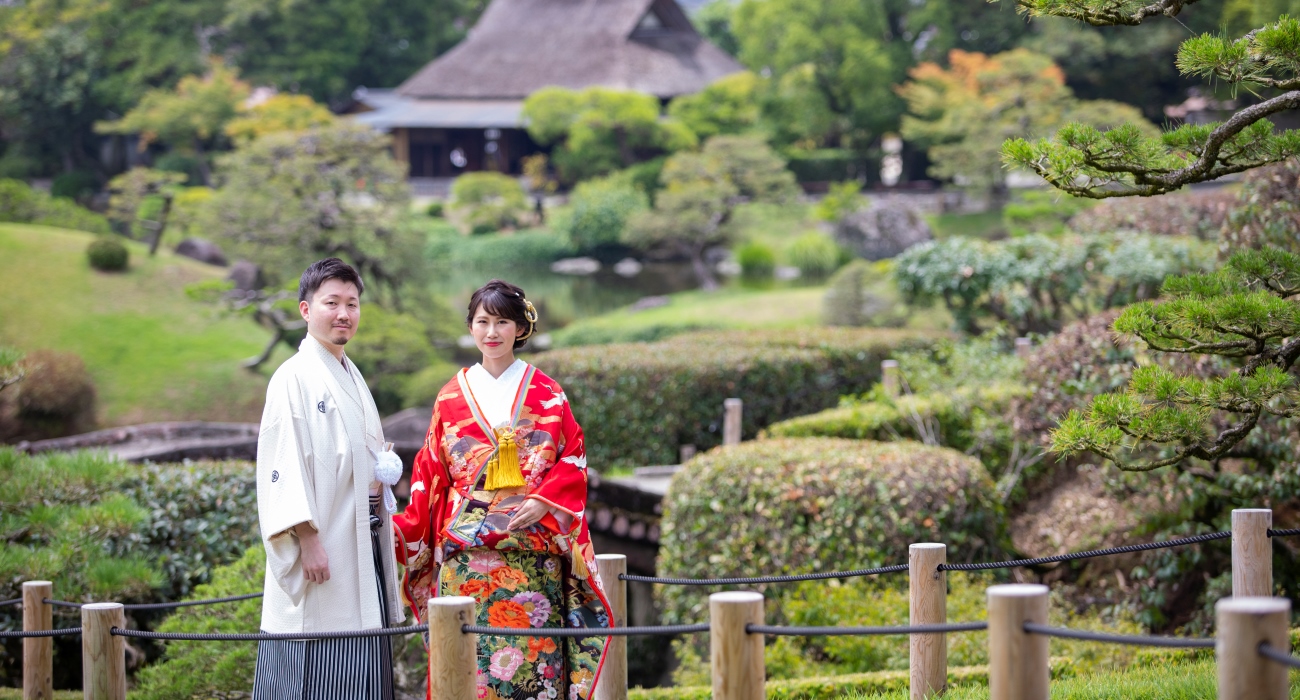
[[298, 258, 365, 303]]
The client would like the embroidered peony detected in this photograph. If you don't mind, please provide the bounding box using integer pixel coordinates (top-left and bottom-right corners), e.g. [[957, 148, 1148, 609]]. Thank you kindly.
[[489, 646, 525, 681], [490, 566, 530, 591], [512, 591, 552, 627], [487, 600, 531, 628], [525, 634, 558, 661], [468, 551, 507, 574], [458, 578, 496, 601]]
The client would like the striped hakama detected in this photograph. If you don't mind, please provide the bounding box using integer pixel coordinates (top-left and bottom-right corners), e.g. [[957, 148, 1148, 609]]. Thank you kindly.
[[252, 497, 395, 699]]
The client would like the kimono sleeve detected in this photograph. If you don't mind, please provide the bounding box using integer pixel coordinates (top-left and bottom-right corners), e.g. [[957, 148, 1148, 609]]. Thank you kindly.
[[255, 371, 318, 604], [394, 406, 451, 566], [528, 397, 588, 535]]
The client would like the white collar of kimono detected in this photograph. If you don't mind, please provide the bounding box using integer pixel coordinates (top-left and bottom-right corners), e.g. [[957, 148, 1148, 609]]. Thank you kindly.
[[465, 359, 529, 429]]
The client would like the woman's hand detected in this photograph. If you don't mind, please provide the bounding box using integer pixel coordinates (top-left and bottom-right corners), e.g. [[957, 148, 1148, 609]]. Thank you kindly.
[[507, 498, 549, 531]]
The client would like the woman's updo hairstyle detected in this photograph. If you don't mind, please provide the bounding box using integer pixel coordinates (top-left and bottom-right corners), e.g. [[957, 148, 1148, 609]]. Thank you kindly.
[[466, 279, 538, 349]]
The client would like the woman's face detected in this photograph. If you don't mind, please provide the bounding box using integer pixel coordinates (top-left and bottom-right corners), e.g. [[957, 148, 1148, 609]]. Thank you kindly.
[[470, 304, 523, 362]]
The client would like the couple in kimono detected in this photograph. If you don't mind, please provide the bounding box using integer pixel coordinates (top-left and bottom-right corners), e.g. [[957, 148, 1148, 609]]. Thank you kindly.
[[253, 260, 611, 700]]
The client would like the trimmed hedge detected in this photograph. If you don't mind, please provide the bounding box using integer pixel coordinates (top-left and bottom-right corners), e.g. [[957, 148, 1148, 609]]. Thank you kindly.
[[628, 666, 993, 700], [0, 178, 111, 234], [536, 329, 938, 467], [655, 438, 1001, 626]]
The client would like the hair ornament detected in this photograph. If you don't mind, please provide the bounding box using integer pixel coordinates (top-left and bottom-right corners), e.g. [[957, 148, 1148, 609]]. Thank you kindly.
[[518, 299, 539, 341]]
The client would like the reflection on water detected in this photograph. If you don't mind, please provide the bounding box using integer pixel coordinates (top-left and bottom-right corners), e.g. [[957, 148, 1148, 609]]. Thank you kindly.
[[427, 262, 702, 330]]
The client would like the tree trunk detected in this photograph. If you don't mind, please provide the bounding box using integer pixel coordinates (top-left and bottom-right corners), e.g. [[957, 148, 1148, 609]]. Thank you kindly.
[[615, 127, 635, 168], [690, 245, 719, 291], [193, 139, 213, 187], [147, 194, 174, 257], [242, 326, 285, 370]]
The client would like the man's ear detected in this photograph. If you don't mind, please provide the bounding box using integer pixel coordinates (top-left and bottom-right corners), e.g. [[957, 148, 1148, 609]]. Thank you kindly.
[[299, 300, 310, 322]]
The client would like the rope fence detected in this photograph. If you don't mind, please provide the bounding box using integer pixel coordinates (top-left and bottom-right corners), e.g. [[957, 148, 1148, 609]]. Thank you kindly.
[[11, 506, 1300, 700]]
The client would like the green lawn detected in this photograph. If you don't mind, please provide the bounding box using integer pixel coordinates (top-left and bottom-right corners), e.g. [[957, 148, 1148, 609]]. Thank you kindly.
[[925, 210, 1007, 240], [0, 223, 289, 425]]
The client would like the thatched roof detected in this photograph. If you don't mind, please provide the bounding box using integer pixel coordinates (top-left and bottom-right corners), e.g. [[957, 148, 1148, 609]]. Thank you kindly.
[[397, 0, 743, 100]]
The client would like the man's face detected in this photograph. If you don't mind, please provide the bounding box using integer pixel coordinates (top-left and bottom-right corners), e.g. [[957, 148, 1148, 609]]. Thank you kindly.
[[299, 279, 361, 349]]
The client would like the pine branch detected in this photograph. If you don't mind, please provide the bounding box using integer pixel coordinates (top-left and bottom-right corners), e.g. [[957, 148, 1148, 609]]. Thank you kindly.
[[1014, 0, 1200, 27]]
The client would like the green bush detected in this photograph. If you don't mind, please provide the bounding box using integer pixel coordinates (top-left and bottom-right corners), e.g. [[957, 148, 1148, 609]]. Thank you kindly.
[[450, 171, 530, 234], [1002, 190, 1093, 236], [13, 349, 97, 438], [0, 178, 42, 222], [656, 438, 1001, 627], [86, 235, 129, 271], [786, 231, 840, 278], [558, 176, 649, 251], [813, 181, 867, 223], [0, 178, 111, 233], [537, 329, 936, 467], [50, 169, 98, 201], [822, 260, 910, 328], [785, 149, 863, 184], [346, 306, 439, 414], [736, 240, 777, 278], [426, 200, 445, 218], [425, 227, 574, 267]]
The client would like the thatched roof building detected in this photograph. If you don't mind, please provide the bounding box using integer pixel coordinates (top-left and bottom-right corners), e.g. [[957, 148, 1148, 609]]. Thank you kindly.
[[351, 0, 742, 179]]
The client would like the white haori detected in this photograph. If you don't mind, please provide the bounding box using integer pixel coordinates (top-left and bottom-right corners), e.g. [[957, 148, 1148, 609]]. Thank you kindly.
[[256, 334, 404, 633], [465, 358, 528, 428]]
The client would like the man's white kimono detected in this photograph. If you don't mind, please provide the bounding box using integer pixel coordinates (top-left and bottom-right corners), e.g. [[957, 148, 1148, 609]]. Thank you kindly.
[[255, 334, 403, 634]]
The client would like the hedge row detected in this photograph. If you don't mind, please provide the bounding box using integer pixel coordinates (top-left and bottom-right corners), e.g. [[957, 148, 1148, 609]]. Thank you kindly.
[[655, 438, 1001, 626], [536, 329, 939, 467], [628, 666, 992, 700]]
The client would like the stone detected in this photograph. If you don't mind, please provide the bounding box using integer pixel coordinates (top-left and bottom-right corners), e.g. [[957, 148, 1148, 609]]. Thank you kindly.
[[550, 257, 600, 275], [174, 238, 228, 266], [226, 260, 265, 291], [833, 199, 933, 261]]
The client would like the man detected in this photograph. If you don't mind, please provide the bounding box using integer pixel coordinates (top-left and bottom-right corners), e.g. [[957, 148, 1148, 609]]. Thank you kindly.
[[252, 258, 402, 699]]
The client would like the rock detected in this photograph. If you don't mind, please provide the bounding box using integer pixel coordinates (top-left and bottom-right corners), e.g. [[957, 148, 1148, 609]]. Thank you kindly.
[[174, 238, 228, 266], [834, 200, 933, 261], [629, 295, 670, 312], [550, 257, 600, 275], [613, 258, 643, 277], [227, 260, 265, 291]]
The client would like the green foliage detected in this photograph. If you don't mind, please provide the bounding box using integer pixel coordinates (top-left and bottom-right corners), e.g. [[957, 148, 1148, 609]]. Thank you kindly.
[[786, 232, 841, 278], [691, 0, 740, 57], [666, 72, 762, 140], [0, 178, 110, 233], [86, 235, 128, 271], [425, 226, 574, 267], [1002, 190, 1094, 237], [556, 175, 648, 251], [223, 93, 335, 144], [656, 438, 1000, 626], [813, 181, 868, 223], [106, 167, 187, 244], [1050, 246, 1300, 471], [449, 171, 530, 234], [202, 121, 419, 300], [537, 328, 935, 466], [347, 305, 439, 414], [736, 240, 777, 278], [1222, 157, 1300, 255], [49, 169, 97, 201], [426, 201, 444, 218], [823, 260, 913, 328], [785, 150, 864, 185], [635, 666, 993, 700], [624, 135, 798, 288], [894, 233, 1215, 335], [900, 48, 1156, 195], [521, 87, 697, 184]]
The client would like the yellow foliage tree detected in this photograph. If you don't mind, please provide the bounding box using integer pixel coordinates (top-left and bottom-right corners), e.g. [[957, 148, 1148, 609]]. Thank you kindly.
[[224, 93, 335, 144]]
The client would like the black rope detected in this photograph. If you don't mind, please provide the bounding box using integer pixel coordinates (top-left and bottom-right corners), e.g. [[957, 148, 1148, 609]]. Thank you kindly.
[[939, 531, 1231, 572], [749, 622, 988, 636], [0, 627, 82, 638], [619, 564, 909, 586], [463, 624, 710, 637], [1022, 622, 1214, 648], [1259, 643, 1300, 669], [110, 624, 428, 641], [44, 593, 263, 611], [1268, 528, 1300, 538], [0, 598, 21, 607]]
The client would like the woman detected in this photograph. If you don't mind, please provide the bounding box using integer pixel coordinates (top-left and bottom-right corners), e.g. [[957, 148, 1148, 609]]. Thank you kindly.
[[394, 279, 611, 700]]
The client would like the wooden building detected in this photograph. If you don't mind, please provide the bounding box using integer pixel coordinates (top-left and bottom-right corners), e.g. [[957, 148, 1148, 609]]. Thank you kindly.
[[350, 0, 742, 179]]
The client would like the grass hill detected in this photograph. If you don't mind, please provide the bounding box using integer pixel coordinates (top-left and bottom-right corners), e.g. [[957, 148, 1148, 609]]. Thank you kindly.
[[0, 223, 289, 426]]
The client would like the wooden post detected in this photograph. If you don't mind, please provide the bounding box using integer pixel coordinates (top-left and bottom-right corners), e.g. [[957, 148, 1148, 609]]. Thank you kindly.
[[710, 591, 764, 700], [1232, 509, 1273, 597], [81, 603, 125, 700], [723, 399, 743, 446], [909, 544, 946, 700], [1217, 597, 1289, 700], [428, 596, 477, 700], [593, 554, 628, 700], [882, 360, 900, 398], [1014, 337, 1032, 358], [22, 581, 53, 700], [987, 584, 1049, 700], [679, 444, 697, 463]]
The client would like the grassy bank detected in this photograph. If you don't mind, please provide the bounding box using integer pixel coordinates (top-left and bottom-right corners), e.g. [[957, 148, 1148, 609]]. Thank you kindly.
[[0, 224, 287, 425]]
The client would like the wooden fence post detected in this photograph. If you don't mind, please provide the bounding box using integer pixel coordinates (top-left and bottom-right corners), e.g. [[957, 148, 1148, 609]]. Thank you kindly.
[[710, 591, 764, 700], [1217, 597, 1289, 700], [428, 596, 477, 700], [22, 581, 53, 700], [882, 360, 901, 398], [723, 399, 743, 446], [1232, 508, 1273, 597], [1014, 338, 1033, 358], [81, 602, 125, 700], [593, 554, 628, 700], [987, 584, 1048, 700], [909, 544, 946, 700]]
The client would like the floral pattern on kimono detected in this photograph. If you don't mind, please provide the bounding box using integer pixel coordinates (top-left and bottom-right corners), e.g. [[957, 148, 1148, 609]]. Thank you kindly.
[[394, 364, 610, 700]]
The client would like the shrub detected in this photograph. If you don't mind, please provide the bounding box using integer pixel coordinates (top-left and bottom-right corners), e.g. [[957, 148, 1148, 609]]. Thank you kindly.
[[86, 235, 129, 271], [736, 240, 776, 278], [558, 176, 648, 251], [537, 329, 937, 467], [425, 227, 574, 267], [50, 169, 98, 202], [813, 181, 867, 223], [785, 149, 863, 183], [347, 306, 439, 414], [822, 260, 910, 328], [426, 200, 444, 218], [656, 438, 1001, 627], [1221, 157, 1300, 255], [1002, 190, 1093, 236], [15, 349, 96, 437], [450, 172, 531, 234], [0, 179, 42, 222], [1068, 187, 1235, 240], [0, 178, 110, 233], [786, 231, 840, 278]]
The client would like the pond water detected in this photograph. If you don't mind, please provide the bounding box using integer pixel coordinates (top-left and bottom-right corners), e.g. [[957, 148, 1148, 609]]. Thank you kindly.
[[426, 260, 703, 331]]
